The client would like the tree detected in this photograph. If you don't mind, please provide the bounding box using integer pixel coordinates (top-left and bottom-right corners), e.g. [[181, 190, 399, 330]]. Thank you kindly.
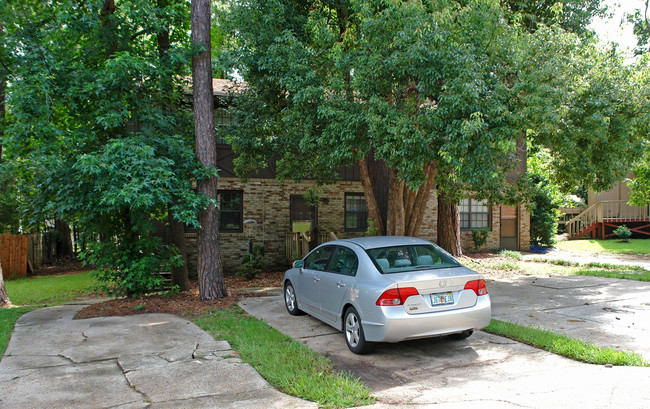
[[3, 0, 207, 297], [502, 0, 606, 37], [227, 0, 531, 255], [192, 0, 227, 300], [0, 19, 8, 306], [627, 0, 649, 55]]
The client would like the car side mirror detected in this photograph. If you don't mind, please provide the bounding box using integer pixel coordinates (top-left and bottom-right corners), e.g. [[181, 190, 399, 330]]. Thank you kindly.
[[293, 260, 304, 269]]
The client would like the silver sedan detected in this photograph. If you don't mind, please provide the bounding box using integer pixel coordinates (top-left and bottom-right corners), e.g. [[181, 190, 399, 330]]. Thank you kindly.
[[283, 236, 491, 354]]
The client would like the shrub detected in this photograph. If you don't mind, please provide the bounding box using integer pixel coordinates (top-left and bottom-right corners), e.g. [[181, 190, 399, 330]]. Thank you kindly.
[[499, 249, 522, 260], [471, 228, 489, 250], [236, 243, 266, 279], [613, 225, 632, 242]]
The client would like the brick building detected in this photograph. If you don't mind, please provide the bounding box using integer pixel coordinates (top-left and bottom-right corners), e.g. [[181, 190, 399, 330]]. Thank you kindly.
[[189, 80, 530, 273]]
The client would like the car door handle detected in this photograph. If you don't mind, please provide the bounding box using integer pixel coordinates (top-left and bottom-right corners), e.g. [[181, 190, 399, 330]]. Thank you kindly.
[[336, 281, 346, 288], [313, 277, 321, 282]]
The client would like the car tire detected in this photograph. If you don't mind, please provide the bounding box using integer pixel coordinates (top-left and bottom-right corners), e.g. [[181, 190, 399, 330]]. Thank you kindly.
[[449, 329, 474, 340], [284, 282, 305, 316], [344, 306, 373, 354]]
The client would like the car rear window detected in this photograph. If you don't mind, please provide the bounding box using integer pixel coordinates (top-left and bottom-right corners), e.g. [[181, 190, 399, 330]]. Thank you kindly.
[[366, 244, 460, 274]]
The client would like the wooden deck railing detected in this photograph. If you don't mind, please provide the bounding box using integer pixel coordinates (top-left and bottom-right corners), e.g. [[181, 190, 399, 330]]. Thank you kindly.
[[566, 201, 650, 238], [285, 231, 339, 264]]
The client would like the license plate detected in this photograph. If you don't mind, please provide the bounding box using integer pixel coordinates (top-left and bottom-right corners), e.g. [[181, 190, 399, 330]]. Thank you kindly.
[[431, 292, 454, 306]]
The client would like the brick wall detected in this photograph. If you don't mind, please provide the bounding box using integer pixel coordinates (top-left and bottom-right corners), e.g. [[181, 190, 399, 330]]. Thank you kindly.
[[184, 178, 530, 273]]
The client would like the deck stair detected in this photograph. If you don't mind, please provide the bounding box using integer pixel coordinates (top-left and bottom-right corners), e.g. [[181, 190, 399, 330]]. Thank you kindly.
[[566, 200, 650, 239]]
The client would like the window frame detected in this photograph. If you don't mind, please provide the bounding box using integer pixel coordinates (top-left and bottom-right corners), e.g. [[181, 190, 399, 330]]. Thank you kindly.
[[459, 197, 492, 231], [217, 190, 243, 233], [344, 192, 368, 232]]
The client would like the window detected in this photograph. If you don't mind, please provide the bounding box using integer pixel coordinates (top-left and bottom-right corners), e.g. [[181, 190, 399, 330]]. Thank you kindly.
[[366, 244, 459, 274], [304, 246, 335, 271], [328, 247, 358, 276], [217, 190, 243, 232], [214, 109, 233, 145], [345, 193, 367, 231], [460, 198, 490, 230]]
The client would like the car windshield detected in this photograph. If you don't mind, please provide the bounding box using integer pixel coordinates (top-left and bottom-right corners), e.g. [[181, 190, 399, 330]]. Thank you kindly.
[[366, 244, 460, 274]]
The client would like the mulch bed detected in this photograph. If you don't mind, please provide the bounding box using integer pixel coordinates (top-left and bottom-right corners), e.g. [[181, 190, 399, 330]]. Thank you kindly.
[[74, 271, 284, 320]]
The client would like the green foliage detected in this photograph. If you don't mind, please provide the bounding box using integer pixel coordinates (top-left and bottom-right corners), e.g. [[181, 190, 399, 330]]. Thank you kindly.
[[0, 162, 22, 233], [236, 243, 266, 280], [364, 220, 379, 237], [502, 0, 606, 37], [224, 0, 646, 215], [526, 150, 565, 247], [613, 225, 632, 242], [499, 249, 523, 260], [303, 188, 321, 208], [626, 2, 650, 55], [195, 307, 375, 407], [1, 1, 209, 297], [471, 228, 489, 250]]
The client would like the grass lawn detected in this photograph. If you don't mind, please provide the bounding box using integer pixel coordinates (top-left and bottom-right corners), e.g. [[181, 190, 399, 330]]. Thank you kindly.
[[0, 271, 96, 356], [557, 239, 650, 255]]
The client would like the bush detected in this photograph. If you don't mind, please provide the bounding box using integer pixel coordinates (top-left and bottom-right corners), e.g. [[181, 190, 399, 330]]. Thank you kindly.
[[613, 225, 632, 242], [471, 228, 489, 250], [236, 243, 266, 279], [499, 249, 522, 260]]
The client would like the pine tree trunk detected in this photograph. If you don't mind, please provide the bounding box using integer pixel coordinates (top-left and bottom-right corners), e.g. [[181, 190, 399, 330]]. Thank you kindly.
[[437, 191, 462, 256], [192, 0, 227, 300]]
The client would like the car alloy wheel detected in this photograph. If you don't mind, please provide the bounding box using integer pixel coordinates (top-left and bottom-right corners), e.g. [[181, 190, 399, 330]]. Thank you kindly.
[[284, 282, 304, 316], [344, 307, 373, 354]]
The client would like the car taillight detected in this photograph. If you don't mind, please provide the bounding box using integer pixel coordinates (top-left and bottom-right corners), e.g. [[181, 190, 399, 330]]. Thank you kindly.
[[376, 287, 419, 306], [464, 279, 488, 296]]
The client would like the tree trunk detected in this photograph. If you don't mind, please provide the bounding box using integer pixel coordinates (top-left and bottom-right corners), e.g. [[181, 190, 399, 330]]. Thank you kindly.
[[0, 264, 10, 307], [437, 191, 462, 256], [168, 208, 190, 291], [55, 219, 74, 257], [357, 157, 385, 234], [192, 0, 227, 300], [386, 169, 406, 235], [357, 157, 438, 238]]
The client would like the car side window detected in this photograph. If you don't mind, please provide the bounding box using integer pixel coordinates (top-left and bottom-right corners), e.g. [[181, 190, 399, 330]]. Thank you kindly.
[[328, 247, 358, 276], [304, 246, 335, 271]]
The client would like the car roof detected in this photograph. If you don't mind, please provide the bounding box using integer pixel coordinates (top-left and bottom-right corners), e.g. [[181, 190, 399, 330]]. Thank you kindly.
[[336, 236, 432, 250]]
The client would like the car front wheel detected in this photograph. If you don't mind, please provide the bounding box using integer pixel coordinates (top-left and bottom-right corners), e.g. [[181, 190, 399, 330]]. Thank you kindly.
[[284, 282, 305, 316], [344, 307, 373, 354]]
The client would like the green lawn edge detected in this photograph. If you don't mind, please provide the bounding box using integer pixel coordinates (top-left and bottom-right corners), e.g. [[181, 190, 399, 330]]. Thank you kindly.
[[484, 319, 649, 367], [195, 307, 375, 409]]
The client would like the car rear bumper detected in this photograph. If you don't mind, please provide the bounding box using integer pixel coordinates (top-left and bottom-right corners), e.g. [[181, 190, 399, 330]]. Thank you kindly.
[[362, 295, 491, 343]]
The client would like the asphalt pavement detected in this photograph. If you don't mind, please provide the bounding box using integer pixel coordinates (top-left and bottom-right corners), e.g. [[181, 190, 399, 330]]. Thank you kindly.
[[1, 270, 650, 408]]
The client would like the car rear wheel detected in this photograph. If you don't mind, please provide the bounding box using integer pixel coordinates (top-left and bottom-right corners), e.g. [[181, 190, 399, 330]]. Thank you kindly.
[[284, 282, 305, 316], [449, 329, 473, 340], [344, 307, 373, 354]]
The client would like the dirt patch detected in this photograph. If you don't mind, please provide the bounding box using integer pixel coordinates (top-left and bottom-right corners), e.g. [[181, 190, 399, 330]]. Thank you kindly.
[[75, 271, 284, 320]]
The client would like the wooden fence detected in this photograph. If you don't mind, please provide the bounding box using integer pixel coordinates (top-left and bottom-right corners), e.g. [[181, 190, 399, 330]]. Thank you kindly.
[[1, 234, 28, 279]]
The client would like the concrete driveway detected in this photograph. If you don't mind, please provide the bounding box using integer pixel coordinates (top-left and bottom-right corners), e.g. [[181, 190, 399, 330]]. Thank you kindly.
[[240, 274, 650, 409]]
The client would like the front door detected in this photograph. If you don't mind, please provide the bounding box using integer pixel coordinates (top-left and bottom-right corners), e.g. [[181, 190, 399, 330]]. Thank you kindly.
[[291, 196, 317, 251], [500, 205, 518, 250]]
